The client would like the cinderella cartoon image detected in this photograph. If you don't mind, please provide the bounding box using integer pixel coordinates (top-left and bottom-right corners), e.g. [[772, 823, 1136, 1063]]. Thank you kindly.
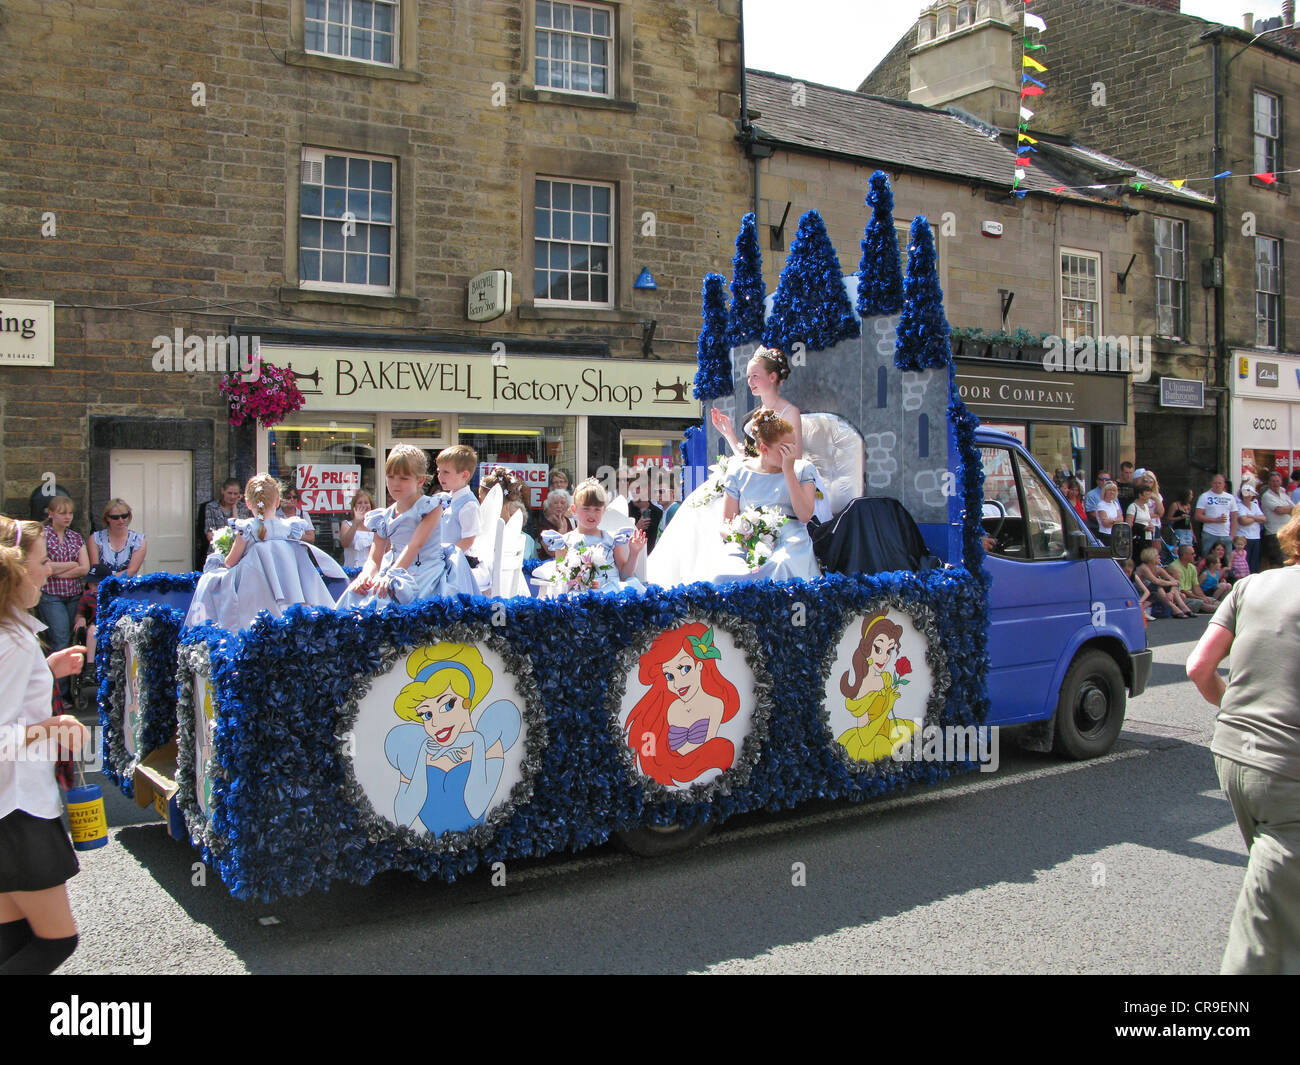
[[835, 612, 919, 763], [386, 643, 522, 838]]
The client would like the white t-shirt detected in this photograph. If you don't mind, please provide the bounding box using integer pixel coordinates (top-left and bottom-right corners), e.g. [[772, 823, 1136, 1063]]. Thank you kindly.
[[1196, 491, 1237, 536], [1095, 499, 1122, 528], [0, 613, 62, 820], [1261, 489, 1294, 535], [1126, 500, 1153, 529], [1237, 498, 1264, 540]]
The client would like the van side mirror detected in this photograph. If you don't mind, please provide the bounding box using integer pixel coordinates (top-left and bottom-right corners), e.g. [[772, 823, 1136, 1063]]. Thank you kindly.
[[1109, 522, 1132, 561]]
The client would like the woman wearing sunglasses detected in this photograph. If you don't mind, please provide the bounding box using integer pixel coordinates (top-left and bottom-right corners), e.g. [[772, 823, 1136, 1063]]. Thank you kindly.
[[87, 499, 146, 578]]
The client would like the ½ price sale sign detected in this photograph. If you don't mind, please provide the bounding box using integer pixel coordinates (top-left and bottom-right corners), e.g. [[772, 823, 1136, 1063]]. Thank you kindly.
[[296, 464, 362, 514]]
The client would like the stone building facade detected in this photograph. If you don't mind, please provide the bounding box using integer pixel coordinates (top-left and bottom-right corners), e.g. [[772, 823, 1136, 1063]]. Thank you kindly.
[[859, 0, 1300, 488], [744, 69, 1215, 487], [0, 0, 750, 567]]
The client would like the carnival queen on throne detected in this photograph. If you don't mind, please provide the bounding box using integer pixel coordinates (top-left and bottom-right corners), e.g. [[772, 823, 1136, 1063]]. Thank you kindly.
[[648, 346, 828, 588]]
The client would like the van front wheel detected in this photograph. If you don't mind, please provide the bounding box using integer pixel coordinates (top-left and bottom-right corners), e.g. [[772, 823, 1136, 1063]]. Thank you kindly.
[[615, 821, 713, 857], [1052, 650, 1126, 759]]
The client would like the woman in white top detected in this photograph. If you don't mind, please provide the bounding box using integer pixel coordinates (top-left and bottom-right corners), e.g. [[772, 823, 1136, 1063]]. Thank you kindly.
[[339, 489, 376, 569], [1095, 482, 1123, 543], [0, 514, 91, 974], [88, 497, 147, 578], [1235, 484, 1265, 572]]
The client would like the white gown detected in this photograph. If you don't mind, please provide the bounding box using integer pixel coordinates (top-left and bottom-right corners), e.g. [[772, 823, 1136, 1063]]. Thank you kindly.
[[647, 456, 831, 587], [701, 460, 821, 584], [530, 529, 647, 596], [184, 517, 347, 630]]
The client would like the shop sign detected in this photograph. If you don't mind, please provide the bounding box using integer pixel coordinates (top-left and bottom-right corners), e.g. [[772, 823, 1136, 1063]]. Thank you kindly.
[[467, 270, 512, 323], [1256, 362, 1280, 388], [296, 464, 361, 513], [954, 363, 1127, 424], [1159, 377, 1204, 409], [0, 298, 54, 367], [262, 345, 699, 419], [633, 455, 674, 468]]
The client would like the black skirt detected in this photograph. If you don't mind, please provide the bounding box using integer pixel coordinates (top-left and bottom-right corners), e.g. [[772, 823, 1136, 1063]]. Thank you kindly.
[[0, 809, 80, 892]]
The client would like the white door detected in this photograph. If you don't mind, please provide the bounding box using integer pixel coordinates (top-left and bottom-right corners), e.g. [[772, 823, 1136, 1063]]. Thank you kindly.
[[110, 450, 193, 573]]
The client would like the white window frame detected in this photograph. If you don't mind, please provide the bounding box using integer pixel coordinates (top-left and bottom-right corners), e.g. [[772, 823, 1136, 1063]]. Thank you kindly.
[[304, 0, 398, 67], [534, 0, 615, 98], [1153, 217, 1186, 340], [1060, 248, 1101, 338], [299, 147, 397, 296], [1253, 90, 1281, 176], [533, 177, 615, 308], [1255, 235, 1282, 351]]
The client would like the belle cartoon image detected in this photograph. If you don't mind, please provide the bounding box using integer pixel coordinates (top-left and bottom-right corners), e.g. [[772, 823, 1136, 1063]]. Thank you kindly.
[[386, 643, 522, 837], [623, 623, 740, 787], [835, 612, 919, 763]]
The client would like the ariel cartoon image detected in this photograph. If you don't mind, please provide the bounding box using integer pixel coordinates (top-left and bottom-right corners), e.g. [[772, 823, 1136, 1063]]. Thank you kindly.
[[623, 623, 741, 787], [385, 642, 522, 838], [835, 612, 920, 763]]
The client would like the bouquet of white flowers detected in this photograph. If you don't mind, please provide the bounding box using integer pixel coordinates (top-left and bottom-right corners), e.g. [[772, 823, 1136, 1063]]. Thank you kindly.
[[212, 524, 236, 558], [720, 505, 788, 570], [553, 543, 614, 593]]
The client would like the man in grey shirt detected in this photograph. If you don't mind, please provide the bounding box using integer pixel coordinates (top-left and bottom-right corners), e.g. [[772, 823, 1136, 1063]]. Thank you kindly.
[[1260, 471, 1294, 570], [1187, 511, 1300, 973]]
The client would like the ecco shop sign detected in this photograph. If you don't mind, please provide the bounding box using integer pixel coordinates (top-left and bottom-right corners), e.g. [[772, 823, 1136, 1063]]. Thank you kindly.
[[296, 464, 361, 513], [260, 346, 699, 419], [1252, 418, 1279, 431]]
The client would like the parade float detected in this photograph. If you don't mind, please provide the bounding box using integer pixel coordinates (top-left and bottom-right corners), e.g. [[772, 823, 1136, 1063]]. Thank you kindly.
[[96, 174, 998, 901]]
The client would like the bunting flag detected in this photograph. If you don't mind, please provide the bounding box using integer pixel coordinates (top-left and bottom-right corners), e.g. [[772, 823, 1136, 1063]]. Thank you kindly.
[[1015, 5, 1048, 194], [1026, 167, 1297, 198]]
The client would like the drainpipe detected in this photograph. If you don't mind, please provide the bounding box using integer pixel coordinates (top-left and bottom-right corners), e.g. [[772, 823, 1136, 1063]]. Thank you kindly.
[[738, 0, 759, 217], [1211, 35, 1228, 478]]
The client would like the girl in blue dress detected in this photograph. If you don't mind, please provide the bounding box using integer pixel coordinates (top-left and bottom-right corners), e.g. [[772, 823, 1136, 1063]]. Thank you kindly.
[[183, 474, 346, 630], [534, 478, 647, 595], [691, 408, 821, 585], [335, 446, 474, 610]]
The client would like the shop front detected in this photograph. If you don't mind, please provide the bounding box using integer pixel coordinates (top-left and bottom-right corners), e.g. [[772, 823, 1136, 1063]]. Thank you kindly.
[[257, 339, 699, 555], [1231, 350, 1300, 485], [954, 358, 1128, 484]]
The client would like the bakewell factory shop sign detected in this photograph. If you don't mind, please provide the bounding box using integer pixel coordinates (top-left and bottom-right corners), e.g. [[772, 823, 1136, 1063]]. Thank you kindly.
[[260, 345, 699, 419]]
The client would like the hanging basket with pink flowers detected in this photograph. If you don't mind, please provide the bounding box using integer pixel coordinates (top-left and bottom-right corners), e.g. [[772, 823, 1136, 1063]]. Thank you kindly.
[[219, 362, 305, 429]]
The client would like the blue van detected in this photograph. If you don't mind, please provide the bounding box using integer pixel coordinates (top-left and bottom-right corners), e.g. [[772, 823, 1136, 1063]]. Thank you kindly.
[[976, 427, 1152, 758]]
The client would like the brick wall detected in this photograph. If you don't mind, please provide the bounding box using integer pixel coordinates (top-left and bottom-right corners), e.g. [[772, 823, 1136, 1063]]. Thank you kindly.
[[0, 0, 751, 518]]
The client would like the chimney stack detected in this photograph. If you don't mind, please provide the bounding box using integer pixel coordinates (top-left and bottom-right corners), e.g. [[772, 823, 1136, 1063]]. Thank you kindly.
[[1284, 0, 1296, 47]]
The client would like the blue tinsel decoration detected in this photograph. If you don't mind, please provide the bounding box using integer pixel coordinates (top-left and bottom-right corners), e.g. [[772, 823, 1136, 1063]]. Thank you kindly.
[[857, 170, 904, 317], [894, 216, 951, 371], [726, 212, 767, 347], [763, 210, 860, 353], [693, 272, 733, 401]]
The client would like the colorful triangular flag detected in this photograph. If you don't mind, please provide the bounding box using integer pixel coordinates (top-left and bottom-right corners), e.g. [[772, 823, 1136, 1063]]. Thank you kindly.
[[1022, 55, 1048, 73], [1025, 12, 1047, 33]]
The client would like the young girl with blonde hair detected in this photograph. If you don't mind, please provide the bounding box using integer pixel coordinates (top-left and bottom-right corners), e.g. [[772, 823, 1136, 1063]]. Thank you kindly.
[[0, 515, 91, 973], [184, 473, 346, 629]]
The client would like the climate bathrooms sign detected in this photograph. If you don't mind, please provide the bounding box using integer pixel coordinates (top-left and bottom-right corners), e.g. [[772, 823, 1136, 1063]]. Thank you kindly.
[[1159, 377, 1205, 409], [0, 298, 55, 367], [260, 346, 699, 418], [954, 362, 1127, 423]]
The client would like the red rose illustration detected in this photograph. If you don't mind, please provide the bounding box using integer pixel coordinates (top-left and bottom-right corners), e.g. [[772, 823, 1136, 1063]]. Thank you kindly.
[[895, 657, 913, 678]]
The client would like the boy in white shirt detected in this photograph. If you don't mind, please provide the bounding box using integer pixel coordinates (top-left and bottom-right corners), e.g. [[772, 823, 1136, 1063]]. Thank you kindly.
[[436, 445, 482, 590], [1195, 473, 1237, 558]]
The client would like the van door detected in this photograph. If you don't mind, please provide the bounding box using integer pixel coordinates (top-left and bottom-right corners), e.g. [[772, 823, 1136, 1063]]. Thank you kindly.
[[110, 449, 193, 573], [980, 444, 1091, 724]]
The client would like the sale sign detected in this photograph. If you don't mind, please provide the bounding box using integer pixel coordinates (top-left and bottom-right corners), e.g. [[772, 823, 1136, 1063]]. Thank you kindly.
[[633, 455, 674, 469], [296, 464, 362, 514]]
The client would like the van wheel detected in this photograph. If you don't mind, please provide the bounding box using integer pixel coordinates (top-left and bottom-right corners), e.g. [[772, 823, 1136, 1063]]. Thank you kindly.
[[615, 820, 713, 857], [1053, 650, 1126, 759]]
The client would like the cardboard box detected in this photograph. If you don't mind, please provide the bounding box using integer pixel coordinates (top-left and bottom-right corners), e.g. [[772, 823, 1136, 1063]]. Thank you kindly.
[[132, 742, 187, 841]]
